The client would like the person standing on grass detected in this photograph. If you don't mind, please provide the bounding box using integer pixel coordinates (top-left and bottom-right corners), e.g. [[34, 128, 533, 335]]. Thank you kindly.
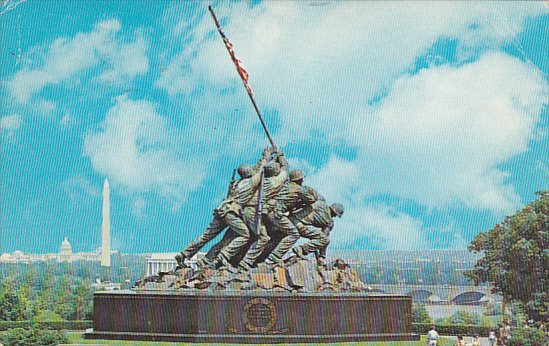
[[427, 325, 439, 345], [489, 329, 497, 346]]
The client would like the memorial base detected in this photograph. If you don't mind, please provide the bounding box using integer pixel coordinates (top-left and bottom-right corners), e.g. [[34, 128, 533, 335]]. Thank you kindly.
[[84, 290, 418, 343]]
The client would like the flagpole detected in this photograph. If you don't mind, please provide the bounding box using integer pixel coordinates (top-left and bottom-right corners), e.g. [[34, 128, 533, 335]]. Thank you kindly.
[[208, 5, 276, 148]]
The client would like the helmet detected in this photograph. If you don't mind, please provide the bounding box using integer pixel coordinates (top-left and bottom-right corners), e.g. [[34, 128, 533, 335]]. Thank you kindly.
[[330, 203, 344, 217], [290, 170, 305, 182], [237, 164, 254, 179], [264, 162, 281, 177]]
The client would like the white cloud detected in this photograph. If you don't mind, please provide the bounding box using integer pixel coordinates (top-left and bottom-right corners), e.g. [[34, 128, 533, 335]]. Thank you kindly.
[[131, 197, 147, 218], [306, 156, 363, 205], [535, 160, 549, 177], [1, 114, 21, 138], [341, 52, 547, 214], [156, 2, 545, 144], [286, 157, 316, 177], [7, 19, 149, 104], [60, 111, 75, 128], [332, 206, 426, 251], [63, 175, 100, 206], [97, 34, 149, 85], [152, 2, 547, 245], [83, 95, 207, 209]]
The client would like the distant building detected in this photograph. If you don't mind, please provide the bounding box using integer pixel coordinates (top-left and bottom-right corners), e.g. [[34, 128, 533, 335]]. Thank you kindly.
[[58, 237, 74, 262], [146, 252, 206, 276], [92, 278, 121, 291], [2, 179, 116, 265], [0, 250, 28, 264], [0, 237, 114, 264]]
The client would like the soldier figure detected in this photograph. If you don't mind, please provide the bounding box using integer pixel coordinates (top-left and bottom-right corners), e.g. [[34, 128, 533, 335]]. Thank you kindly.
[[263, 170, 319, 266], [175, 147, 273, 269], [289, 200, 344, 266], [237, 152, 289, 271]]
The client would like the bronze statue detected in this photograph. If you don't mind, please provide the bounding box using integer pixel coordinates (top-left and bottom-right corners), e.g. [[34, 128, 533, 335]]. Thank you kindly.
[[238, 152, 289, 272], [175, 147, 273, 270], [288, 200, 344, 266], [263, 170, 319, 266]]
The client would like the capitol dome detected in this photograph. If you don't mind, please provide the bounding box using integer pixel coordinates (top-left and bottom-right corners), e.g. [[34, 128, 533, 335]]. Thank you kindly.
[[59, 237, 73, 256]]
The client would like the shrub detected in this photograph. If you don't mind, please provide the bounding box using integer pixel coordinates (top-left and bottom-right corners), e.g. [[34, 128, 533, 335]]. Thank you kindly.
[[1, 325, 68, 346], [412, 304, 432, 324], [2, 328, 27, 346], [507, 327, 547, 346], [34, 310, 63, 322], [483, 302, 502, 316], [413, 323, 492, 336], [435, 310, 481, 325]]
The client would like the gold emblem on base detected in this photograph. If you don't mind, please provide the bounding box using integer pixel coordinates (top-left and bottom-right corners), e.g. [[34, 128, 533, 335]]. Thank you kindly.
[[243, 297, 277, 333]]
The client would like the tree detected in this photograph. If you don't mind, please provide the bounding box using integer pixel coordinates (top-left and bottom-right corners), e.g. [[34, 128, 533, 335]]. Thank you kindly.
[[436, 310, 481, 326], [0, 279, 26, 321], [466, 191, 549, 322], [507, 327, 547, 346], [70, 282, 93, 320], [412, 303, 432, 324], [34, 310, 63, 322]]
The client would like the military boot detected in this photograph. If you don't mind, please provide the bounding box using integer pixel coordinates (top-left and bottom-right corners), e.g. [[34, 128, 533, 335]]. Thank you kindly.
[[215, 254, 237, 274], [175, 252, 189, 269], [292, 247, 307, 260]]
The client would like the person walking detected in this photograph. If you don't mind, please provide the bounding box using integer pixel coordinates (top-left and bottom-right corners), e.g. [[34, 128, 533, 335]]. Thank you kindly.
[[427, 325, 439, 345], [488, 329, 497, 346]]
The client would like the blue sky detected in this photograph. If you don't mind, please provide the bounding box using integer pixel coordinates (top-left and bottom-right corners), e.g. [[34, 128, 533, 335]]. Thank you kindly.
[[1, 1, 547, 254]]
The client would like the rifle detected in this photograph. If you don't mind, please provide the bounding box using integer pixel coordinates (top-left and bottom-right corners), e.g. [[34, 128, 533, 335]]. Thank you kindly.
[[252, 169, 265, 236], [226, 169, 237, 199]]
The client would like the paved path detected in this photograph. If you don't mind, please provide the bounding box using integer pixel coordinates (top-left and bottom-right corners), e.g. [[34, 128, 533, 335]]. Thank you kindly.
[[443, 336, 495, 345]]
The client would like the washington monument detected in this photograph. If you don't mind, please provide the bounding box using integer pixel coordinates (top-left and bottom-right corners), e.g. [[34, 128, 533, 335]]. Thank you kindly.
[[101, 179, 111, 267]]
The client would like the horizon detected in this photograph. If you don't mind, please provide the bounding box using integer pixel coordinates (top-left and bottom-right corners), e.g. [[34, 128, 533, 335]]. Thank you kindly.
[[2, 242, 482, 256], [1, 2, 548, 254]]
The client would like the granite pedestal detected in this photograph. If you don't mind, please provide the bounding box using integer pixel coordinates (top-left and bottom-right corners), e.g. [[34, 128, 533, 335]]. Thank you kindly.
[[84, 290, 418, 343]]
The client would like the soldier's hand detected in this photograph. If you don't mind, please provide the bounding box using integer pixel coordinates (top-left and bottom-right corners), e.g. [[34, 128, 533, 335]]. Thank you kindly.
[[262, 146, 273, 159]]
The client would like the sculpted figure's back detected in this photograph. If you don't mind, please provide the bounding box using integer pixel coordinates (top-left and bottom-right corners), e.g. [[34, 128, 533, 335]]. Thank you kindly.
[[290, 200, 345, 266]]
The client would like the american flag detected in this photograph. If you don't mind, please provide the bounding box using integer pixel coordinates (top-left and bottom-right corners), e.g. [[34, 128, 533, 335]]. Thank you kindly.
[[222, 36, 253, 96]]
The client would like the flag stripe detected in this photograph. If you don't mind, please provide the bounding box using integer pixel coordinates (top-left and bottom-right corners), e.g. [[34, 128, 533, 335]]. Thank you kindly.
[[223, 37, 253, 95]]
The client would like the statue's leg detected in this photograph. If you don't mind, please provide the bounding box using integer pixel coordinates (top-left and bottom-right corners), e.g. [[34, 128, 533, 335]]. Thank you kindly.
[[205, 229, 237, 261], [238, 221, 269, 270], [180, 215, 226, 259], [254, 213, 280, 263], [293, 223, 328, 256], [217, 212, 250, 264], [317, 226, 332, 259], [266, 216, 300, 264]]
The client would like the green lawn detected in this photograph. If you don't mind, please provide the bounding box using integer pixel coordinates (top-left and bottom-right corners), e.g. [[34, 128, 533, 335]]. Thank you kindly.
[[66, 333, 454, 345]]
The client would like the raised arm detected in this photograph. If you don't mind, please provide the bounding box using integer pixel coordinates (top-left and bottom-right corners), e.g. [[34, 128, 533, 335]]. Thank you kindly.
[[276, 151, 289, 173], [253, 146, 274, 172]]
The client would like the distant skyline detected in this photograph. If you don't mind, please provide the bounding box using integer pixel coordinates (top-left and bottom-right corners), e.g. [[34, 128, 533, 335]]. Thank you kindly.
[[1, 1, 547, 254]]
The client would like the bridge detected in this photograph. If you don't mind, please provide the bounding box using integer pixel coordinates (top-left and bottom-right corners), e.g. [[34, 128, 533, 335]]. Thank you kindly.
[[367, 284, 497, 304]]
